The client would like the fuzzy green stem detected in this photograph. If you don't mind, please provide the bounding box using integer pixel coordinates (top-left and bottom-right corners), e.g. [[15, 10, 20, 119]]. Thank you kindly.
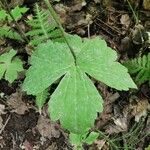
[[44, 0, 76, 62]]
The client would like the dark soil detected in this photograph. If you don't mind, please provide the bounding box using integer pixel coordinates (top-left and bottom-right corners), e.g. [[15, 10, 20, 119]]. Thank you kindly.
[[0, 0, 150, 150]]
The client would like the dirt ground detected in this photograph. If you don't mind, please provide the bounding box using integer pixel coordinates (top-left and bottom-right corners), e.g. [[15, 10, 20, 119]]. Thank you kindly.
[[0, 0, 150, 149]]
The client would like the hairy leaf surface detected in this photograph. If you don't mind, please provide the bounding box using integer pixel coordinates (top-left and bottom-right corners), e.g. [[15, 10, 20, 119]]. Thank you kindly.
[[74, 37, 136, 90], [23, 35, 136, 134], [23, 40, 74, 94], [49, 66, 103, 133]]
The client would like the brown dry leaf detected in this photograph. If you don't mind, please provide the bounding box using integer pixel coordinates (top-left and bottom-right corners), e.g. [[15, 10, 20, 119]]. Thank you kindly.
[[96, 92, 119, 129], [106, 117, 128, 134], [70, 0, 86, 12], [105, 105, 128, 134], [94, 140, 106, 150], [10, 0, 24, 7], [143, 0, 150, 10], [37, 115, 60, 139], [102, 0, 112, 8], [21, 140, 33, 150], [130, 98, 150, 122], [54, 4, 69, 24], [120, 14, 130, 28], [131, 24, 145, 45], [93, 0, 100, 3], [46, 143, 58, 150], [7, 91, 29, 115], [0, 104, 5, 115]]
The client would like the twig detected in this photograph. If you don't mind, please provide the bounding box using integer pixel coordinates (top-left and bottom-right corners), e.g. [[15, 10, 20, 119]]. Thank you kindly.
[[0, 115, 10, 134], [126, 0, 139, 24]]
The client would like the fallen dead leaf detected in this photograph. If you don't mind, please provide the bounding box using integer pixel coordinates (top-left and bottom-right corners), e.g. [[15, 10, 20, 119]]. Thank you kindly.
[[7, 91, 29, 115], [54, 4, 69, 24], [120, 14, 130, 28], [70, 0, 86, 12], [96, 92, 119, 129], [94, 139, 106, 150], [37, 115, 60, 139], [0, 136, 5, 148], [0, 104, 5, 115], [105, 118, 128, 134], [143, 0, 150, 10], [21, 139, 33, 150], [105, 105, 129, 134], [46, 143, 58, 150], [131, 24, 145, 45], [130, 98, 150, 122]]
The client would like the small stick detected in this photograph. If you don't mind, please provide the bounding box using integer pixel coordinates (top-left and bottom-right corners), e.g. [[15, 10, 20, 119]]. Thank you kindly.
[[0, 115, 11, 134]]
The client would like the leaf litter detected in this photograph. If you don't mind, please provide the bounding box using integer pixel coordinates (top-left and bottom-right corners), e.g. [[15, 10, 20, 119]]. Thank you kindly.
[[0, 0, 150, 149]]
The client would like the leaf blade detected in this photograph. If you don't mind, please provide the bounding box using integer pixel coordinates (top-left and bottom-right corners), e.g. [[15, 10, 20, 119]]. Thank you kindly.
[[22, 40, 74, 95], [49, 66, 103, 134], [76, 37, 137, 90], [0, 50, 23, 83]]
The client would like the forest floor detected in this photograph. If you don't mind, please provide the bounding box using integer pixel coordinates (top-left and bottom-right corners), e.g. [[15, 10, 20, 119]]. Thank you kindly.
[[0, 0, 150, 149]]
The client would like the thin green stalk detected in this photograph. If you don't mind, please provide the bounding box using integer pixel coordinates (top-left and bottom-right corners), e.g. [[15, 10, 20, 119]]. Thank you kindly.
[[126, 0, 139, 24], [0, 0, 29, 43], [44, 0, 76, 62], [97, 131, 119, 149]]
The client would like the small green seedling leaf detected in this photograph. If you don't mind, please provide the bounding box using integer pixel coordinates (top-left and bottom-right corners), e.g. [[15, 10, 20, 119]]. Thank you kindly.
[[69, 133, 82, 147], [123, 53, 150, 85], [36, 89, 49, 109], [83, 132, 99, 145], [0, 9, 7, 20], [69, 131, 99, 149], [23, 35, 136, 134], [0, 49, 23, 83], [0, 26, 23, 41], [26, 4, 61, 46], [8, 6, 29, 21], [145, 145, 150, 150]]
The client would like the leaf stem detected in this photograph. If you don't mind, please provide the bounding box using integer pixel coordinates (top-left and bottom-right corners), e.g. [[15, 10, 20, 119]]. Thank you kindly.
[[44, 0, 76, 62], [126, 0, 139, 24]]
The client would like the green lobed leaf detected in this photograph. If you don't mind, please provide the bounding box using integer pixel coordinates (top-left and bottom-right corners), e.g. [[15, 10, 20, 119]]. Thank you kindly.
[[74, 36, 137, 90], [0, 49, 23, 83], [22, 40, 74, 95], [49, 66, 103, 133], [23, 35, 136, 134]]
